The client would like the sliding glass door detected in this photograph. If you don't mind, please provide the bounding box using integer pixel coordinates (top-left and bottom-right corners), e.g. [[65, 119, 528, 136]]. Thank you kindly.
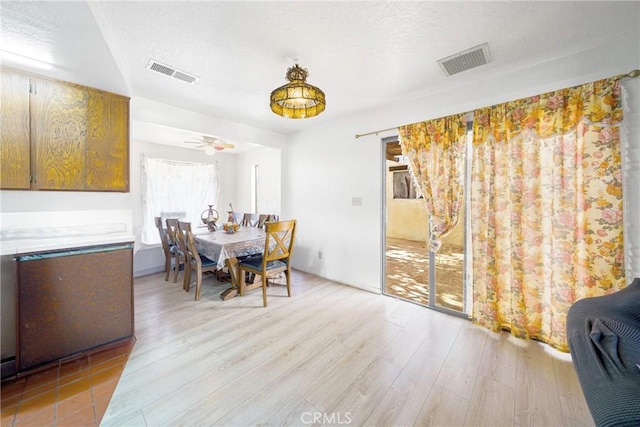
[[382, 136, 469, 317]]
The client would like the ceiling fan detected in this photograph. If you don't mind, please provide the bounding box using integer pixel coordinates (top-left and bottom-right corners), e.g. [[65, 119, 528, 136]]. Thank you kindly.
[[183, 136, 235, 155]]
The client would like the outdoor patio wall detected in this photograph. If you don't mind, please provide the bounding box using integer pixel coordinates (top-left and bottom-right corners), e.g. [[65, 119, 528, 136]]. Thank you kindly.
[[283, 39, 640, 293], [385, 163, 465, 245], [385, 161, 429, 242]]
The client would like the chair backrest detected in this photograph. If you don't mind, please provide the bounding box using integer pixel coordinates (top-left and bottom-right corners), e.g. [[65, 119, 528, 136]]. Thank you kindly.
[[154, 217, 170, 253], [166, 218, 179, 246], [263, 220, 296, 265], [231, 211, 243, 224], [176, 221, 192, 258], [258, 214, 280, 229], [184, 228, 200, 267], [242, 213, 260, 227]]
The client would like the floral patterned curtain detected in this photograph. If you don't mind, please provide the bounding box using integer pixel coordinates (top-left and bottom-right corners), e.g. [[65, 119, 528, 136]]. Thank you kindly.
[[471, 77, 625, 351], [398, 114, 468, 252]]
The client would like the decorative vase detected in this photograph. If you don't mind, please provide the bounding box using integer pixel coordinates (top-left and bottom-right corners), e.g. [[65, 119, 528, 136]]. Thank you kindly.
[[200, 205, 219, 231]]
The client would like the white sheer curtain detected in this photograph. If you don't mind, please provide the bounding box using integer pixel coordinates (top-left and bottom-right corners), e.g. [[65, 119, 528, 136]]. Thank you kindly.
[[141, 155, 220, 245]]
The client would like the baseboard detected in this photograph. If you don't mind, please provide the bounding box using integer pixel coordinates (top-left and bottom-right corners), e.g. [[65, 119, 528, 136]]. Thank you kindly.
[[1, 358, 16, 380], [134, 266, 165, 278]]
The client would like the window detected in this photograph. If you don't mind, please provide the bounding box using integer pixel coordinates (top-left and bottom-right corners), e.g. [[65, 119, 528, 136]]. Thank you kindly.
[[141, 155, 219, 244], [251, 163, 260, 213]]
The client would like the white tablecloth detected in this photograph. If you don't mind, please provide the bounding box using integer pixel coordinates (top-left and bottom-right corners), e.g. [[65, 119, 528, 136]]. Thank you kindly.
[[194, 227, 266, 269]]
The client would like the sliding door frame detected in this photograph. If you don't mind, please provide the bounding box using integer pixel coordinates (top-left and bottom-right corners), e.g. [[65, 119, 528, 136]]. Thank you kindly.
[[380, 135, 470, 319]]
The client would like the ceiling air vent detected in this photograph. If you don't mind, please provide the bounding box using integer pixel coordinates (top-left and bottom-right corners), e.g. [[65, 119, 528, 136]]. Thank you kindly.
[[437, 43, 491, 76], [146, 59, 199, 85]]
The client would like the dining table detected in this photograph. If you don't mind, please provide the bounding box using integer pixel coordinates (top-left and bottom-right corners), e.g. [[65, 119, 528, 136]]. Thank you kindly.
[[194, 226, 266, 300]]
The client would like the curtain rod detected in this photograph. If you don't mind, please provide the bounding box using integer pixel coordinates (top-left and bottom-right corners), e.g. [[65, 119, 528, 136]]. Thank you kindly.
[[354, 69, 640, 140]]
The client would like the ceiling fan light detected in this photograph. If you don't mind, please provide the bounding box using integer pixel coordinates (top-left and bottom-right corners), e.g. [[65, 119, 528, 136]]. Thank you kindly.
[[204, 145, 216, 155], [270, 64, 325, 119]]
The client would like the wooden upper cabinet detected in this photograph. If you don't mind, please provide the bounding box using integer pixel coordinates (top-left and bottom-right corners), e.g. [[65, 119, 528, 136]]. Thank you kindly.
[[86, 91, 129, 191], [0, 69, 31, 189], [31, 78, 87, 190], [0, 67, 130, 192]]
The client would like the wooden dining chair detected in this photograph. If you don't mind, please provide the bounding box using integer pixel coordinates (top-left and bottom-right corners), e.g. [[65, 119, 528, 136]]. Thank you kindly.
[[154, 217, 175, 281], [184, 228, 218, 300], [238, 219, 296, 307], [231, 211, 243, 224], [174, 221, 192, 289], [165, 218, 179, 245], [165, 218, 183, 283], [257, 214, 269, 229], [241, 213, 260, 227], [258, 214, 279, 228]]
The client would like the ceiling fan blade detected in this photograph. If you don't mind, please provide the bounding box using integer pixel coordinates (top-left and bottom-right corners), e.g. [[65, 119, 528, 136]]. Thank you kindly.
[[186, 136, 234, 150], [200, 136, 219, 143]]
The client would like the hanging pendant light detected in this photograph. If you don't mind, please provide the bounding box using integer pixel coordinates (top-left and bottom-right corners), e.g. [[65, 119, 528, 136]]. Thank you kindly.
[[270, 63, 326, 119]]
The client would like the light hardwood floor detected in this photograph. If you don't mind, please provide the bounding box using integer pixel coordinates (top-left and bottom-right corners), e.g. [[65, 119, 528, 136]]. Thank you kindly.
[[101, 270, 593, 426]]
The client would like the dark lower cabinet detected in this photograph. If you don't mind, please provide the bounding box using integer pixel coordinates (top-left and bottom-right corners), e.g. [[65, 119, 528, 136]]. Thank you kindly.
[[15, 243, 134, 374]]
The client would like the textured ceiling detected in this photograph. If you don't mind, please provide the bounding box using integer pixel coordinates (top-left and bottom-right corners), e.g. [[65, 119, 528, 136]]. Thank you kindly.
[[1, 1, 638, 146], [0, 1, 128, 94]]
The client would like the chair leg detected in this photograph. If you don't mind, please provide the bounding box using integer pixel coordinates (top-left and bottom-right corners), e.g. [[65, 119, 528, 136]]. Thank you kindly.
[[183, 264, 191, 292], [261, 273, 268, 307], [286, 268, 292, 297], [173, 259, 180, 283], [164, 257, 171, 281], [195, 268, 202, 301]]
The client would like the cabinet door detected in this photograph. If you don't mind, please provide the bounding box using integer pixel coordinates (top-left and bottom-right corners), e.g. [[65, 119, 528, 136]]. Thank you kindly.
[[0, 69, 31, 189], [17, 245, 134, 373], [31, 79, 87, 190], [86, 92, 129, 191]]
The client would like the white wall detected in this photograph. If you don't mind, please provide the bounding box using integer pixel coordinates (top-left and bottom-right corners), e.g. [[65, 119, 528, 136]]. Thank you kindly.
[[131, 97, 287, 151], [284, 40, 640, 293], [234, 147, 282, 216]]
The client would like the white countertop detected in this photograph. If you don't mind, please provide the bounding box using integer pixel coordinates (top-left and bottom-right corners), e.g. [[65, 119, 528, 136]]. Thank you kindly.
[[0, 224, 135, 256]]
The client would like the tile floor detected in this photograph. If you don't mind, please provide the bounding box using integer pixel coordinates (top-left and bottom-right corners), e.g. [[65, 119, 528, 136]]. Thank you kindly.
[[1, 342, 132, 427]]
